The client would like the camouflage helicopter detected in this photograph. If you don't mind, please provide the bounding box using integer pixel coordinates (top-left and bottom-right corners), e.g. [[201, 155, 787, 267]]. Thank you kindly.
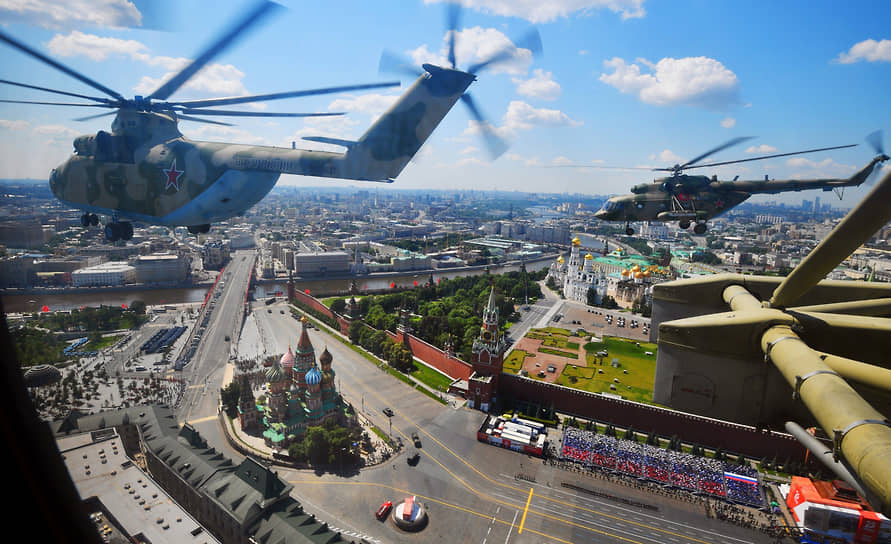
[[0, 1, 536, 242], [590, 135, 889, 236]]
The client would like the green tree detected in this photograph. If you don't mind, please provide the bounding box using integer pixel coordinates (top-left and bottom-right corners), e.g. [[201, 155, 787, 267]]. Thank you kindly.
[[220, 381, 241, 419]]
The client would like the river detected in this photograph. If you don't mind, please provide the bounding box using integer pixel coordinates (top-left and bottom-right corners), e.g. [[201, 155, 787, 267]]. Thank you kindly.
[[1, 256, 555, 313]]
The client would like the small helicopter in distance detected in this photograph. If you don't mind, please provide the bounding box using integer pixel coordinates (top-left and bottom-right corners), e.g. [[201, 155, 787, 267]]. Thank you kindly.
[[0, 1, 534, 242], [587, 134, 889, 235]]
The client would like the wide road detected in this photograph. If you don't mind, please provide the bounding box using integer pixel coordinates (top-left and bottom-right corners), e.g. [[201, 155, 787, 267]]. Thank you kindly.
[[176, 248, 255, 425], [238, 302, 772, 544]]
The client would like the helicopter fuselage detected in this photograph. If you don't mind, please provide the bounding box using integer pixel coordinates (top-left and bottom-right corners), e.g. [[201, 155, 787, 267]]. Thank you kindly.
[[594, 155, 888, 230]]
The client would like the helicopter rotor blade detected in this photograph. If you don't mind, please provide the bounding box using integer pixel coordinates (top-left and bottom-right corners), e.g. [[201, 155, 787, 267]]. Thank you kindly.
[[175, 114, 234, 126], [866, 130, 884, 155], [446, 1, 461, 70], [378, 50, 424, 78], [467, 28, 543, 75], [147, 0, 281, 102], [166, 81, 400, 109], [654, 136, 755, 172], [0, 99, 116, 108], [678, 143, 858, 171], [178, 108, 344, 118], [73, 111, 119, 122], [0, 79, 114, 104], [0, 30, 125, 102], [460, 93, 507, 160]]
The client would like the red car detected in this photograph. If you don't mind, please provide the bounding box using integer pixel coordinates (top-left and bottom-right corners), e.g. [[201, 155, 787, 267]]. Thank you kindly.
[[375, 500, 393, 521]]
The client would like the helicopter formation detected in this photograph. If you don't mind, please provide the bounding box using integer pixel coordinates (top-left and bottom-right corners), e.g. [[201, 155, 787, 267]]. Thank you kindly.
[[0, 0, 884, 242], [0, 1, 536, 241], [591, 134, 889, 235]]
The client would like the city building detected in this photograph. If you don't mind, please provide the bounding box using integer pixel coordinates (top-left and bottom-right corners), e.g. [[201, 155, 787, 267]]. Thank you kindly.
[[71, 261, 136, 287], [50, 405, 347, 544], [293, 251, 349, 276], [130, 253, 189, 284], [202, 240, 230, 270]]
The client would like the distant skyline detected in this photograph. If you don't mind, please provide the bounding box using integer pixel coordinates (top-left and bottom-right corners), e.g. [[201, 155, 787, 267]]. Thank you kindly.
[[1, 0, 889, 207]]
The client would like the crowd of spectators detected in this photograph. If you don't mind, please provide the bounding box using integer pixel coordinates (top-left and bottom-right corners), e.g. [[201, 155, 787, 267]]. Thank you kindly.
[[559, 427, 762, 506]]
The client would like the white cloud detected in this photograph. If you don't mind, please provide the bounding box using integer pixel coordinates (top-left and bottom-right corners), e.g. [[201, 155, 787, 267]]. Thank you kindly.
[[578, 49, 590, 56], [0, 120, 31, 130], [505, 153, 541, 166], [720, 117, 735, 128], [513, 69, 561, 100], [786, 157, 856, 179], [328, 93, 401, 119], [461, 146, 480, 155], [33, 124, 79, 138], [424, 0, 646, 23], [46, 31, 254, 99], [746, 144, 777, 154], [651, 149, 684, 165], [835, 39, 891, 64], [551, 156, 574, 165], [408, 26, 535, 75], [46, 31, 146, 61], [600, 56, 741, 110], [0, 0, 142, 30], [501, 100, 582, 132]]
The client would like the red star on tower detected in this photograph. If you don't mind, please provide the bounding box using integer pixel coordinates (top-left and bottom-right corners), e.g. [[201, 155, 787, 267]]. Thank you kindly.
[[164, 158, 184, 191]]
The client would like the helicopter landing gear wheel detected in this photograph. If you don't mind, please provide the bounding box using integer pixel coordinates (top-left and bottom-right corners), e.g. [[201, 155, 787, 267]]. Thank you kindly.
[[188, 224, 211, 234], [693, 222, 707, 235], [119, 221, 133, 240], [80, 214, 90, 227], [104, 222, 120, 242], [679, 219, 691, 230]]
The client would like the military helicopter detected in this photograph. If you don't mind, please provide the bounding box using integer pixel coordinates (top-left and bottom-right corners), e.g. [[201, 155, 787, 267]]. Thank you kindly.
[[589, 135, 889, 235], [0, 1, 534, 242]]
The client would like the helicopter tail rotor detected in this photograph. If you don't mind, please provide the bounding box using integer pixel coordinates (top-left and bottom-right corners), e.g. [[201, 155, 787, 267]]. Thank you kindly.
[[378, 2, 542, 160], [864, 130, 889, 186]]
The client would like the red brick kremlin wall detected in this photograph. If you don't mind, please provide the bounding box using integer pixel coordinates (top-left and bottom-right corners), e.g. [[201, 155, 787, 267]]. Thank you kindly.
[[291, 289, 804, 461]]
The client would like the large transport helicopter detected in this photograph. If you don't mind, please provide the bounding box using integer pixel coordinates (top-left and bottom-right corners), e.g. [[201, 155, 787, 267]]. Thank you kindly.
[[0, 1, 536, 242], [589, 135, 889, 235]]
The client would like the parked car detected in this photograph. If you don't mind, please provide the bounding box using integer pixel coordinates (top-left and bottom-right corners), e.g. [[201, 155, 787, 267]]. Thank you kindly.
[[407, 450, 420, 465], [375, 500, 393, 521], [382, 407, 394, 417], [411, 431, 421, 448]]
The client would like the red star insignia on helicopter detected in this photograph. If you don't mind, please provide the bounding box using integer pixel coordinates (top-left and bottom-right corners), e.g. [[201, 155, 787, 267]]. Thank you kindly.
[[716, 199, 725, 208], [677, 193, 690, 201], [164, 158, 184, 191]]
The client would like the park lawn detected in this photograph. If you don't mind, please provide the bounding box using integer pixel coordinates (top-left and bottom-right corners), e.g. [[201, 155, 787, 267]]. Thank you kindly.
[[559, 336, 658, 404], [410, 361, 454, 391], [503, 350, 529, 373], [85, 333, 125, 351], [538, 347, 579, 359]]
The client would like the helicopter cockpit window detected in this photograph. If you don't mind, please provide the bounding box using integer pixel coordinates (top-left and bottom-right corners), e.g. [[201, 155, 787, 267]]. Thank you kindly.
[[601, 200, 623, 212], [94, 130, 134, 163]]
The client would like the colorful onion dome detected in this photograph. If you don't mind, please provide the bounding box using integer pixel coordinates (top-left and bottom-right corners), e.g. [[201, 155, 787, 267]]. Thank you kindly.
[[265, 361, 285, 384], [305, 366, 322, 386], [280, 346, 295, 367], [319, 347, 332, 367]]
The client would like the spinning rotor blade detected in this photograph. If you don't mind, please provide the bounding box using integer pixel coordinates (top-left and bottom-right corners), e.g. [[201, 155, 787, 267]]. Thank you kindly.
[[654, 136, 755, 172], [378, 50, 424, 78], [167, 81, 399, 109], [179, 109, 344, 118], [467, 28, 543, 75], [175, 114, 234, 126], [679, 143, 857, 171], [446, 1, 461, 70], [73, 111, 119, 122], [461, 93, 507, 160], [867, 130, 884, 155], [147, 0, 281, 101], [0, 30, 124, 102], [0, 99, 114, 108], [0, 79, 113, 104]]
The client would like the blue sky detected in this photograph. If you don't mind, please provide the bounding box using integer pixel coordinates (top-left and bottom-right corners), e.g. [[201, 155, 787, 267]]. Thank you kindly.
[[1, 0, 889, 206]]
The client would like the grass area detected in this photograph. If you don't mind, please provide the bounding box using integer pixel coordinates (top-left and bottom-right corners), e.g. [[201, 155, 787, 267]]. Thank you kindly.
[[84, 333, 124, 351], [523, 328, 658, 404], [538, 347, 579, 359], [503, 350, 529, 372], [409, 361, 453, 392]]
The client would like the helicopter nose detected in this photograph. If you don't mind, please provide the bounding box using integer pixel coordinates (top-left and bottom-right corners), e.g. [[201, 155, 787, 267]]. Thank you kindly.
[[594, 210, 608, 220]]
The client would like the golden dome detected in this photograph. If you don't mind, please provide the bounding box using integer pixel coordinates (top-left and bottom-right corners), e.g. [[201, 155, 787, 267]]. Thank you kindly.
[[642, 270, 651, 277], [631, 264, 640, 272], [584, 253, 593, 260], [621, 269, 630, 276], [557, 255, 565, 263], [572, 237, 581, 246], [634, 271, 643, 278]]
